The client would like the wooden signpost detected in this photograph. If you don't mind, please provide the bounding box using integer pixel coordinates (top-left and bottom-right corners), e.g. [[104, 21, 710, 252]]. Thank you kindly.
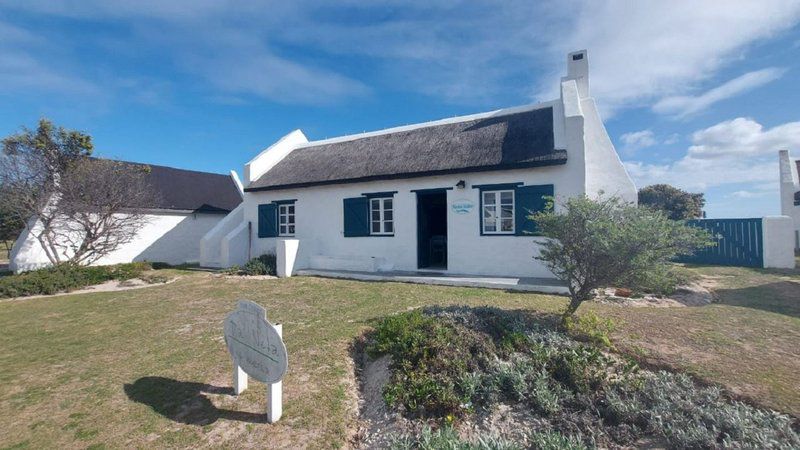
[[223, 300, 288, 423]]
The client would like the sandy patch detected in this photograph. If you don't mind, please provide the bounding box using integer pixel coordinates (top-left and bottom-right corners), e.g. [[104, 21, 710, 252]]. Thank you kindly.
[[596, 279, 715, 308]]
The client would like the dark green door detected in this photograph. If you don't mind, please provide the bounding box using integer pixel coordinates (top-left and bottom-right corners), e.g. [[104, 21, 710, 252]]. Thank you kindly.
[[416, 191, 448, 270]]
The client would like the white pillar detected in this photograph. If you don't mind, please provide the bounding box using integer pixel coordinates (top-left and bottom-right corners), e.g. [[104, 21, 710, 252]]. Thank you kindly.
[[233, 364, 248, 395], [267, 323, 283, 423], [762, 216, 796, 269], [276, 239, 299, 278]]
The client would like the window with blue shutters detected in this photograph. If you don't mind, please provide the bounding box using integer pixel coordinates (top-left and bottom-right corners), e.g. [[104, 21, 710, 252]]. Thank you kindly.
[[343, 197, 370, 237], [514, 184, 554, 236], [257, 203, 278, 238]]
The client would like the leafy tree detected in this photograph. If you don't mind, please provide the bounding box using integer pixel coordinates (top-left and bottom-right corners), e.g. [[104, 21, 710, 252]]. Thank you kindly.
[[0, 119, 158, 265], [638, 184, 705, 220], [0, 187, 24, 255], [533, 196, 712, 324]]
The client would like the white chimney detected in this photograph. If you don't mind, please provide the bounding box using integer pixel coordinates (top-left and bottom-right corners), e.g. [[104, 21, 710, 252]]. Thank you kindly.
[[562, 50, 589, 98]]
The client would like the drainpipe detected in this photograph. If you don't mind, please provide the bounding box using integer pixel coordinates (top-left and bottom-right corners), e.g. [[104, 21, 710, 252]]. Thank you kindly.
[[248, 221, 252, 261]]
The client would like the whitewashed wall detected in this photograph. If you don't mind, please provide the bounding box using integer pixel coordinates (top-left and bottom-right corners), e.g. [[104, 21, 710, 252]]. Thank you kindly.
[[10, 211, 224, 272], [242, 164, 585, 278], [778, 150, 800, 250]]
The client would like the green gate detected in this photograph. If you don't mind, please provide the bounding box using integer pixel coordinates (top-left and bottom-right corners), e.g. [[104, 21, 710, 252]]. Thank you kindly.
[[677, 218, 763, 267]]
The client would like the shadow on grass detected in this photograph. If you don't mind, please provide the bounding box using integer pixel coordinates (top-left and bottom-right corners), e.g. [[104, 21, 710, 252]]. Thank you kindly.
[[124, 377, 267, 425], [714, 281, 800, 318]]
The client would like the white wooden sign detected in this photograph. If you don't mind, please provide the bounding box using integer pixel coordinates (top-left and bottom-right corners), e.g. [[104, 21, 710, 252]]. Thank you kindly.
[[224, 300, 288, 423]]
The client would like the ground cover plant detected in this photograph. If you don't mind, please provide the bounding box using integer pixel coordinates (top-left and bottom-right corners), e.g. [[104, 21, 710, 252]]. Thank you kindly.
[[0, 261, 152, 298], [367, 307, 800, 449]]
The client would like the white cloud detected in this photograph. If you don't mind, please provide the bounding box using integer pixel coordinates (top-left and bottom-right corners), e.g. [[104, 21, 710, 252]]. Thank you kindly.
[[619, 130, 657, 155], [538, 1, 800, 114], [2, 1, 800, 109], [624, 117, 800, 193], [653, 68, 786, 117]]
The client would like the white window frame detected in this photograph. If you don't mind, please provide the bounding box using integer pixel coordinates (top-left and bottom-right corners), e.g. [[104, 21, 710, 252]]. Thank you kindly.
[[369, 197, 394, 235], [482, 190, 515, 235], [278, 203, 295, 236]]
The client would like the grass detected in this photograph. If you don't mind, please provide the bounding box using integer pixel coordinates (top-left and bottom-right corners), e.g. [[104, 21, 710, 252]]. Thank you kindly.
[[0, 262, 798, 448]]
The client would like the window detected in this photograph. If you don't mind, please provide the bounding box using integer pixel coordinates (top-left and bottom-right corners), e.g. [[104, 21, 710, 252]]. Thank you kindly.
[[482, 190, 514, 234], [278, 203, 295, 236], [369, 197, 394, 235]]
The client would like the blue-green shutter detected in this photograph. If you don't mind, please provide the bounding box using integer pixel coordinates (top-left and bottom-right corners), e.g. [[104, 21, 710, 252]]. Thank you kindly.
[[343, 197, 370, 237], [258, 203, 278, 238], [515, 184, 553, 236]]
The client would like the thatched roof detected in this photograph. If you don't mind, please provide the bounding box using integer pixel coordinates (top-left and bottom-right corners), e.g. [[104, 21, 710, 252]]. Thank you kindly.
[[246, 106, 565, 191], [113, 161, 242, 213]]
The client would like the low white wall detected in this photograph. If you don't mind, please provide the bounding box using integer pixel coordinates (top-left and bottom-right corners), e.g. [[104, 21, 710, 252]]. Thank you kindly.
[[762, 216, 796, 269], [10, 211, 225, 272]]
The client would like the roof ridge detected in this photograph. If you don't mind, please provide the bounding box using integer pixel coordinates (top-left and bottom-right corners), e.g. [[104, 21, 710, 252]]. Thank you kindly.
[[295, 101, 556, 150], [90, 157, 231, 177]]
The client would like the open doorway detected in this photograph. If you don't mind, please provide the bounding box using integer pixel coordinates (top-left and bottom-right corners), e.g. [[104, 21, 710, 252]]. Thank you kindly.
[[416, 190, 448, 270]]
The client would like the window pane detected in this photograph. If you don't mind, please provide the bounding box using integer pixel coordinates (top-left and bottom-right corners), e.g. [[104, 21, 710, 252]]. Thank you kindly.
[[280, 225, 286, 234], [383, 198, 392, 210], [384, 210, 393, 221], [372, 210, 380, 221], [384, 221, 393, 233], [288, 225, 295, 234], [500, 191, 513, 204], [501, 219, 513, 232], [288, 215, 295, 224], [483, 192, 495, 205], [484, 219, 496, 232], [288, 205, 294, 214], [372, 222, 380, 233], [484, 205, 496, 218], [371, 199, 380, 210], [501, 206, 513, 218], [280, 215, 286, 224]]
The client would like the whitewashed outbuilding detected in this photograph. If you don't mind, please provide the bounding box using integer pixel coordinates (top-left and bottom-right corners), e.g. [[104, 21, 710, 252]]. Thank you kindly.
[[10, 162, 243, 272], [779, 149, 800, 250], [201, 51, 637, 279]]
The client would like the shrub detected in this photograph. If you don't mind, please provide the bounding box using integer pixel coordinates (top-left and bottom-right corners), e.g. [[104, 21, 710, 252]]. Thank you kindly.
[[533, 195, 712, 323], [0, 262, 150, 299], [563, 311, 615, 348], [242, 254, 277, 276]]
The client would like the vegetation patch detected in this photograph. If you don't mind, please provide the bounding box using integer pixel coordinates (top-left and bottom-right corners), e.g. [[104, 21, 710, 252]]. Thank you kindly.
[[363, 307, 799, 449], [0, 262, 153, 298], [224, 253, 277, 276]]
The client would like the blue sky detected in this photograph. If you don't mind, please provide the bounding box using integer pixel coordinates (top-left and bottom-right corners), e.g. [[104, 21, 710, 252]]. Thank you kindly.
[[1, 1, 800, 218]]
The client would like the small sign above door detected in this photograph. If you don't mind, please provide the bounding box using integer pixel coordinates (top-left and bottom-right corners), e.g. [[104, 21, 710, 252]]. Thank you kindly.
[[451, 199, 474, 214]]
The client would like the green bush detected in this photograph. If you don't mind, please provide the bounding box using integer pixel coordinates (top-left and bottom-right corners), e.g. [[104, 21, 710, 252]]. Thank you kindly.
[[0, 262, 150, 299], [528, 431, 587, 450], [563, 311, 616, 348], [242, 254, 277, 276]]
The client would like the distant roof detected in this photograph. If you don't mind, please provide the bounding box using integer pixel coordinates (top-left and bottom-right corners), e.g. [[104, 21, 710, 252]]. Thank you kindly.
[[246, 105, 565, 192], [110, 160, 242, 213]]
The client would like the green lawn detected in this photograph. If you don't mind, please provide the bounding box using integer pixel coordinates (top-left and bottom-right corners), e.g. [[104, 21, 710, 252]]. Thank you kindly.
[[0, 263, 797, 449]]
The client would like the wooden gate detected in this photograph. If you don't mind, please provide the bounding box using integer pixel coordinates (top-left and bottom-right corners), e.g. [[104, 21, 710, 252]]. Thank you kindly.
[[677, 218, 764, 268]]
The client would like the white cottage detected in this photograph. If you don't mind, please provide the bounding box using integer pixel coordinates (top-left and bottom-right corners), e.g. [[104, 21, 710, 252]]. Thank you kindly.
[[779, 150, 800, 250], [10, 161, 243, 272], [201, 51, 637, 279]]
